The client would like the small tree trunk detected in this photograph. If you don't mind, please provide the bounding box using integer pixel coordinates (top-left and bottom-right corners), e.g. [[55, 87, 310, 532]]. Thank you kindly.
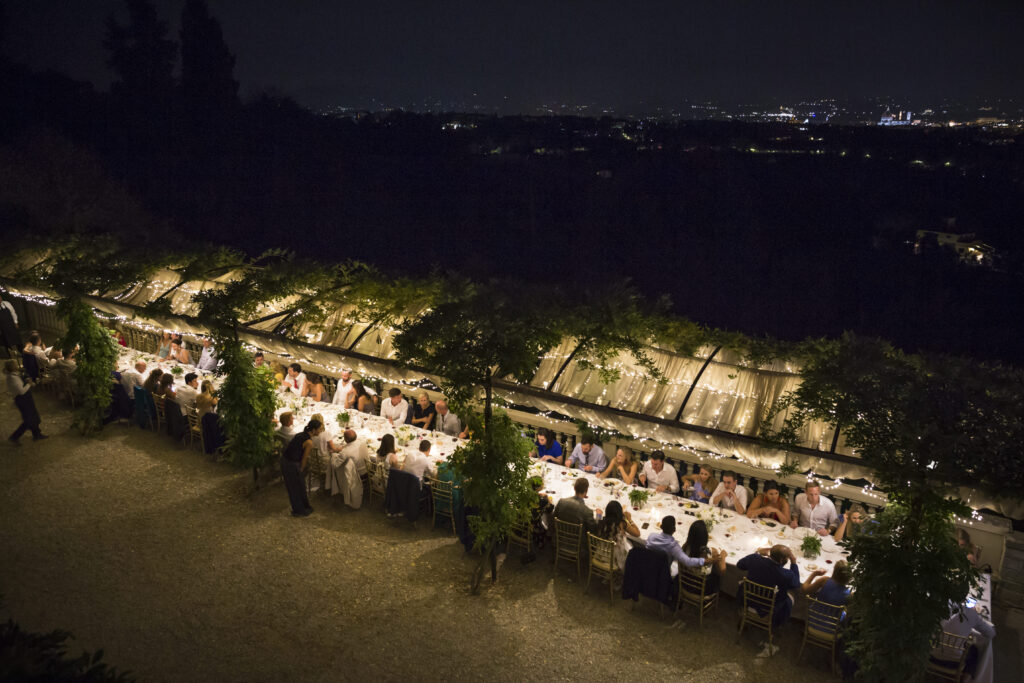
[[470, 539, 497, 595]]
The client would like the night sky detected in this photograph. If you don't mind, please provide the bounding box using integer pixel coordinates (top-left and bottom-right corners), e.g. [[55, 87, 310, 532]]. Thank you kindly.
[[4, 0, 1024, 111]]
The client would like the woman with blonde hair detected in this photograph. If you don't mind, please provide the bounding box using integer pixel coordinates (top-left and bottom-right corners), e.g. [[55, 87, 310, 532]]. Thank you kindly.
[[681, 465, 717, 503], [597, 446, 638, 485], [196, 380, 218, 418]]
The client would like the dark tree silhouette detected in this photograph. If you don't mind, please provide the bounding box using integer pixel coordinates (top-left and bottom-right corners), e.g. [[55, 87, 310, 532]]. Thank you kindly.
[[180, 0, 238, 150], [103, 0, 177, 153]]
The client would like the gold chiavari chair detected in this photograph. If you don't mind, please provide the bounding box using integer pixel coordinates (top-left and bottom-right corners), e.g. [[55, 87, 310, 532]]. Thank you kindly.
[[925, 631, 972, 681], [506, 518, 532, 557], [677, 567, 719, 626], [798, 597, 846, 673], [737, 578, 780, 654], [585, 533, 619, 601], [553, 519, 584, 581], [429, 477, 457, 535]]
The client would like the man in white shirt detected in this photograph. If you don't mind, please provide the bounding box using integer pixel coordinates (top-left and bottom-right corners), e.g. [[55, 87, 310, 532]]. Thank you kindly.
[[196, 339, 218, 372], [932, 599, 995, 675], [380, 387, 409, 425], [330, 429, 370, 508], [0, 295, 22, 350], [121, 361, 147, 396], [434, 400, 461, 436], [790, 481, 838, 535], [24, 332, 55, 370], [331, 369, 355, 407], [176, 373, 200, 415], [639, 450, 680, 494], [394, 439, 432, 482], [710, 470, 748, 513], [281, 363, 306, 396]]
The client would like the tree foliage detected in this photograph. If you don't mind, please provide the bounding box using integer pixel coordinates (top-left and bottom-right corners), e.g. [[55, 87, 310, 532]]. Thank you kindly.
[[56, 298, 119, 435], [763, 333, 1024, 680]]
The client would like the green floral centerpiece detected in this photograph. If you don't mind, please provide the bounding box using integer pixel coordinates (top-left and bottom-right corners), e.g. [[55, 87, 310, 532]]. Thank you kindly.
[[697, 508, 718, 533], [627, 488, 651, 510], [800, 534, 822, 559], [170, 365, 184, 376], [395, 426, 414, 446], [337, 412, 350, 428]]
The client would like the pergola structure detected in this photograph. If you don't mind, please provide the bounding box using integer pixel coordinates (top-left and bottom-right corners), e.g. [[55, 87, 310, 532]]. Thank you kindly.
[[2, 263, 1015, 573]]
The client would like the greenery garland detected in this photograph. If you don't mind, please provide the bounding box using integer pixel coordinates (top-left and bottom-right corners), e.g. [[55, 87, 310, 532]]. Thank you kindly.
[[56, 297, 118, 435]]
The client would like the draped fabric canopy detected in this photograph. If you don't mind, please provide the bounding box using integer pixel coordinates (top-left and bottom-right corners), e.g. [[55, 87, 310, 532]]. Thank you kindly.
[[2, 261, 1019, 520]]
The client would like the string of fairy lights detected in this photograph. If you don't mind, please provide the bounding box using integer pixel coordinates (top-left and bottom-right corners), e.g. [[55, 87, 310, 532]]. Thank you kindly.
[[0, 285, 997, 528]]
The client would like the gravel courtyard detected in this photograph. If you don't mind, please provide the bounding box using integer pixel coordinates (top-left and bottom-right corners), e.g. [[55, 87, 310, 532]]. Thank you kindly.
[[2, 395, 841, 682]]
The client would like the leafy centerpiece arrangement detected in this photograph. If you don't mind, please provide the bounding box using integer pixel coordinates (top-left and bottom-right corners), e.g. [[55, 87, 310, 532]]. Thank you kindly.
[[800, 534, 822, 559], [627, 488, 651, 510], [170, 365, 184, 376], [336, 412, 350, 428], [697, 507, 719, 533], [395, 426, 414, 446]]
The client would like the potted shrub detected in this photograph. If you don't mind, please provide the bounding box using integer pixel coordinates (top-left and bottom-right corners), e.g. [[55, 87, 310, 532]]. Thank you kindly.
[[800, 534, 822, 559]]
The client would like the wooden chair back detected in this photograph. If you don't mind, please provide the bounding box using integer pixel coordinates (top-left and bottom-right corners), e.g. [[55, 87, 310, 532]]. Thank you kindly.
[[677, 567, 719, 626], [553, 518, 583, 580], [737, 578, 779, 652]]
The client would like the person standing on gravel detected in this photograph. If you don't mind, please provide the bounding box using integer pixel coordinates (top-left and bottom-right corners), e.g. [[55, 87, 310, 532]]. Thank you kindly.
[[5, 359, 47, 445]]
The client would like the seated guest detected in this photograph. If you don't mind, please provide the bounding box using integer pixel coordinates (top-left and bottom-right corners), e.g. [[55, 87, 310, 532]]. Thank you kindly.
[[790, 480, 838, 535], [747, 481, 791, 522], [330, 429, 370, 508], [352, 380, 375, 414], [530, 428, 563, 464], [597, 500, 640, 572], [932, 598, 995, 678], [51, 347, 77, 374], [380, 387, 409, 425], [681, 465, 717, 504], [166, 339, 191, 365], [566, 436, 607, 473], [639, 450, 679, 494], [122, 361, 147, 395], [681, 520, 727, 593], [834, 504, 869, 541], [196, 338, 217, 372], [331, 369, 356, 408], [176, 372, 200, 414], [196, 380, 218, 418], [302, 372, 326, 402], [598, 447, 638, 485], [394, 439, 432, 482], [434, 400, 462, 436], [710, 470, 748, 514], [957, 529, 981, 567], [270, 361, 286, 383], [737, 544, 802, 647], [801, 560, 852, 611], [157, 332, 173, 359], [411, 393, 437, 430], [310, 412, 341, 462], [281, 363, 306, 396], [157, 373, 176, 400], [275, 412, 299, 440], [142, 368, 164, 393], [553, 477, 598, 533], [253, 352, 265, 368], [115, 330, 127, 347], [647, 516, 709, 576], [24, 332, 55, 369], [376, 433, 397, 463]]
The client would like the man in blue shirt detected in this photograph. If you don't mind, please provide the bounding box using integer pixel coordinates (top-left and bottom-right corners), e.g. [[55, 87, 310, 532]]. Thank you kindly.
[[566, 437, 607, 473], [737, 544, 801, 636], [646, 516, 709, 576]]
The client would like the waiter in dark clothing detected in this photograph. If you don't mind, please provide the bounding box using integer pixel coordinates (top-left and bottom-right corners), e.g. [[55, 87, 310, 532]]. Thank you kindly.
[[281, 418, 322, 517], [0, 295, 21, 355], [5, 359, 47, 444]]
